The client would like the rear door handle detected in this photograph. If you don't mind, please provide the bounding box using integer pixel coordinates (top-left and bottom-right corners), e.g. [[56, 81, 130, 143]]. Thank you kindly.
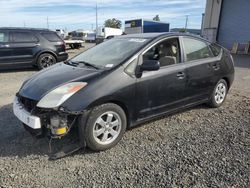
[[177, 72, 185, 79], [211, 63, 220, 70]]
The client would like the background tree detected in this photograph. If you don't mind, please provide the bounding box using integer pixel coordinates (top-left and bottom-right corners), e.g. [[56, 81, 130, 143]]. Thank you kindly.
[[153, 15, 160, 21], [179, 28, 187, 33], [104, 18, 122, 28]]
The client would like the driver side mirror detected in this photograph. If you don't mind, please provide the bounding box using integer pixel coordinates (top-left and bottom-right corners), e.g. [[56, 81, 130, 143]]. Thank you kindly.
[[140, 60, 160, 71]]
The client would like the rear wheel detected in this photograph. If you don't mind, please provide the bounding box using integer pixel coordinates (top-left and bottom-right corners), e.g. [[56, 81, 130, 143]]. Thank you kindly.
[[79, 103, 127, 151], [208, 79, 228, 108], [37, 53, 56, 70]]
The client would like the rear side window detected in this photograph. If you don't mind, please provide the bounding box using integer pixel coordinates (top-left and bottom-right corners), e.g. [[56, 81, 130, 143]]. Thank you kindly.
[[209, 43, 221, 56], [0, 31, 9, 42], [41, 32, 61, 42], [12, 32, 38, 43], [183, 37, 214, 62]]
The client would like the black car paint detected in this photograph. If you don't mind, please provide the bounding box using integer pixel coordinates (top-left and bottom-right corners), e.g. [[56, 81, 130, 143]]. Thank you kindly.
[[19, 63, 101, 101], [18, 33, 234, 129], [0, 28, 68, 68]]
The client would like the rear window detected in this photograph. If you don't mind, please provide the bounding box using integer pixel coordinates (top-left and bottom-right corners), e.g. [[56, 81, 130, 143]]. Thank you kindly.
[[11, 32, 38, 43], [0, 31, 9, 42], [41, 32, 61, 42]]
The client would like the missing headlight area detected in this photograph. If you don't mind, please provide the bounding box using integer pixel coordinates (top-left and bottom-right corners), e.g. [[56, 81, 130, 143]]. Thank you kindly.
[[39, 110, 83, 159], [16, 93, 83, 159], [47, 113, 76, 138]]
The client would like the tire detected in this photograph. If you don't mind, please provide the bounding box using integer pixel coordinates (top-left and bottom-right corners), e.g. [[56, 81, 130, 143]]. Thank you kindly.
[[79, 103, 127, 151], [73, 44, 81, 49], [37, 53, 56, 70], [208, 79, 228, 108]]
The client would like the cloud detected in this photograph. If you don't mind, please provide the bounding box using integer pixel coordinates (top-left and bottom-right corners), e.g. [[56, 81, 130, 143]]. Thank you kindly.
[[0, 0, 206, 30]]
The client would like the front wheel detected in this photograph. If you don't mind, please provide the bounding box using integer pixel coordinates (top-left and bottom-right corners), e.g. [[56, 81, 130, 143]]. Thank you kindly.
[[79, 103, 127, 151], [208, 79, 228, 108]]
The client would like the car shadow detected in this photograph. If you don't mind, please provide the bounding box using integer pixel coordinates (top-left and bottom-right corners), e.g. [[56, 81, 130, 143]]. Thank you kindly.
[[127, 103, 209, 131], [0, 103, 49, 158], [0, 103, 93, 159], [0, 65, 37, 73], [0, 102, 209, 159]]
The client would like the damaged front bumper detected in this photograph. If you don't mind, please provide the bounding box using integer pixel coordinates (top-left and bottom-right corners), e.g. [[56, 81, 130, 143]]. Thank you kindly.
[[13, 96, 77, 138], [13, 96, 86, 159]]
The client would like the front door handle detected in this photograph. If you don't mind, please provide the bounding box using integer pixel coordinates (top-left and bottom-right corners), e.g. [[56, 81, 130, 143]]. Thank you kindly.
[[0, 44, 10, 48], [177, 72, 185, 79]]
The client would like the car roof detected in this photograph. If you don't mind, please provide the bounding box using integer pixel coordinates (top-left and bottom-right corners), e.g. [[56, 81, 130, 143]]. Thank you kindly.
[[119, 32, 205, 41], [0, 27, 53, 32]]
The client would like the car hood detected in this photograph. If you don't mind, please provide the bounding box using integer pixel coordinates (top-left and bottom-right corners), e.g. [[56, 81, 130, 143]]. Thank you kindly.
[[19, 63, 102, 101]]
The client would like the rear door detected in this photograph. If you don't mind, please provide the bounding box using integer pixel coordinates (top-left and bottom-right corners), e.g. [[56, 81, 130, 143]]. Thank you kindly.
[[0, 30, 12, 65], [180, 36, 222, 102], [9, 31, 39, 63]]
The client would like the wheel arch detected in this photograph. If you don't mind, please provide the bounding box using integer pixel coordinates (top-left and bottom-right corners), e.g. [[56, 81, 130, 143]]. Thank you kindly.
[[221, 77, 230, 89], [35, 50, 58, 64], [87, 98, 131, 129]]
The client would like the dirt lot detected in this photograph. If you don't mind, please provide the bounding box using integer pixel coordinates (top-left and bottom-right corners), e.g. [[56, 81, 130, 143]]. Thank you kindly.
[[0, 46, 249, 187]]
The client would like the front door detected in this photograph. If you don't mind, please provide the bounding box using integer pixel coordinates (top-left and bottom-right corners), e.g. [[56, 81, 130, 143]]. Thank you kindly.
[[136, 37, 188, 120]]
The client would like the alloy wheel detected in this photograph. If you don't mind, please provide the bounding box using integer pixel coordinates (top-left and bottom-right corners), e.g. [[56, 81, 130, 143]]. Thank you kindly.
[[40, 55, 55, 68], [214, 82, 226, 104], [93, 111, 122, 145]]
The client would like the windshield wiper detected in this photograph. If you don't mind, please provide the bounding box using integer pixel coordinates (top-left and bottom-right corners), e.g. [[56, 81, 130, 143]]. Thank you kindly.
[[65, 60, 79, 66], [74, 61, 100, 70]]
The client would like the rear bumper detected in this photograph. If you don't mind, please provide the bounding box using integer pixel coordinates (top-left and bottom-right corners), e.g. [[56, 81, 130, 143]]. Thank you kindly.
[[57, 52, 68, 62]]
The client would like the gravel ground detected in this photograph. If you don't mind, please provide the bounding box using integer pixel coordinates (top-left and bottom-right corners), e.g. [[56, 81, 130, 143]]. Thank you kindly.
[[0, 51, 249, 187]]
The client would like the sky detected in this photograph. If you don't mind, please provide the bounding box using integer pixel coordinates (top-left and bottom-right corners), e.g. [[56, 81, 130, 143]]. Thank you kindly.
[[0, 0, 206, 31]]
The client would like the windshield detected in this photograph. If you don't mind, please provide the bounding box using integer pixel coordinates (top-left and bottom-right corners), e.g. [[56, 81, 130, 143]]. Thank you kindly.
[[71, 38, 149, 69]]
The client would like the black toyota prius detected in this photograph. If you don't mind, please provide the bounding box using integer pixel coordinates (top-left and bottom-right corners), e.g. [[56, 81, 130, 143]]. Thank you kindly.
[[13, 33, 234, 158]]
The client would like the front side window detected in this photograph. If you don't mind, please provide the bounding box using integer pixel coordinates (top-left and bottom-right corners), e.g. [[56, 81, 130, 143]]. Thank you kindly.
[[0, 31, 9, 42], [142, 38, 180, 67], [12, 32, 38, 43], [183, 37, 213, 62]]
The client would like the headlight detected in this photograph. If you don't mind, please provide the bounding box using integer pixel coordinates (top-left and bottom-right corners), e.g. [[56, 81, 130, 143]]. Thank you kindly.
[[37, 82, 87, 108]]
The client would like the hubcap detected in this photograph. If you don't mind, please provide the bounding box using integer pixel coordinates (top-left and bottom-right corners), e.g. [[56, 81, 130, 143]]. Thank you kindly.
[[41, 56, 55, 68], [93, 111, 122, 145], [214, 83, 226, 104]]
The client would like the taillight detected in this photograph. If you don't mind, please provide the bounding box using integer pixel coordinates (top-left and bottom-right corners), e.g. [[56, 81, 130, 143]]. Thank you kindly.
[[61, 41, 66, 51]]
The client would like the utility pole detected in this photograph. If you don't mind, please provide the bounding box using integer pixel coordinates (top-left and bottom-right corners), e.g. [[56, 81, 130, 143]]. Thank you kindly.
[[23, 21, 26, 27], [185, 15, 189, 31], [47, 16, 49, 29], [95, 2, 98, 35]]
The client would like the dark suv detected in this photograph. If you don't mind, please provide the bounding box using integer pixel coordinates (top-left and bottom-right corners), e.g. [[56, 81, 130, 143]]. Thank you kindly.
[[0, 27, 68, 69]]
